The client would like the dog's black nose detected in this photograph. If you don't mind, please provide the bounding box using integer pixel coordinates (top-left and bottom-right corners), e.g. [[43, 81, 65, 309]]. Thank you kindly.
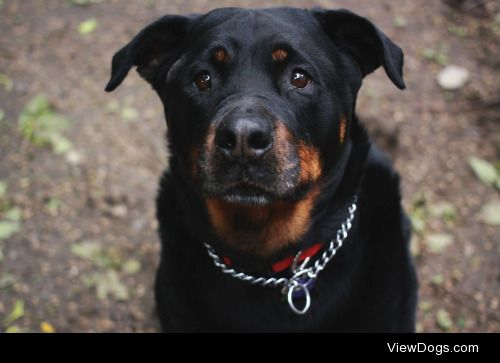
[[215, 117, 273, 160]]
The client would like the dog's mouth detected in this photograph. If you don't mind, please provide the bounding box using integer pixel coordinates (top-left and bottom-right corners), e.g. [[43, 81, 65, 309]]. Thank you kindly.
[[215, 183, 275, 206]]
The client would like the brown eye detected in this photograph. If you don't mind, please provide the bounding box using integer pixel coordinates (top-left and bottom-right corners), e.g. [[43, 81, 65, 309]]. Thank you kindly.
[[195, 72, 211, 91], [291, 70, 310, 89]]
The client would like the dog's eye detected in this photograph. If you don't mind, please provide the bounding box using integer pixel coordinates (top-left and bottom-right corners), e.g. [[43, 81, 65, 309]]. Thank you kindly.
[[195, 71, 211, 91], [291, 70, 310, 89]]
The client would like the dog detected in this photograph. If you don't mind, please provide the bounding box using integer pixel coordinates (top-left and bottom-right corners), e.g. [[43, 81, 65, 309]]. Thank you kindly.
[[106, 7, 418, 332]]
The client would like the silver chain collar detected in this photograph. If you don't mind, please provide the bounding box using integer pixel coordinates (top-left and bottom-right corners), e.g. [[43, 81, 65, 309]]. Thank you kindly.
[[204, 196, 358, 315]]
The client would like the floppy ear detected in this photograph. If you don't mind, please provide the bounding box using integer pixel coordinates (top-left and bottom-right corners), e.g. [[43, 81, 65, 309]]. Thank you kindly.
[[105, 15, 195, 92], [311, 9, 405, 89]]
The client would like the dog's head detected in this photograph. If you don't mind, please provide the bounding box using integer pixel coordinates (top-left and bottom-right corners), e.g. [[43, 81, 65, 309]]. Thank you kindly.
[[106, 8, 404, 255]]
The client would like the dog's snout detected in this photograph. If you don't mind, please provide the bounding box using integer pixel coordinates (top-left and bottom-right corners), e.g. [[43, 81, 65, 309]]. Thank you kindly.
[[215, 117, 273, 160]]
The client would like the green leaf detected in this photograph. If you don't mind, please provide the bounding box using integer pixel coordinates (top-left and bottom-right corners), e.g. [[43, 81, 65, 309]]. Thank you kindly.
[[123, 259, 141, 275], [71, 241, 121, 268], [436, 309, 453, 331], [448, 25, 468, 37], [409, 235, 420, 257], [430, 274, 445, 285], [410, 212, 426, 233], [428, 202, 456, 221], [393, 16, 407, 28], [4, 207, 22, 222], [478, 201, 500, 226], [468, 156, 498, 187], [121, 106, 139, 122], [0, 109, 5, 122], [50, 133, 73, 154], [3, 299, 24, 326], [46, 198, 60, 215], [18, 94, 72, 155], [5, 325, 27, 333], [425, 233, 454, 254], [0, 273, 17, 289], [0, 180, 7, 199], [419, 300, 432, 312], [93, 270, 129, 301], [70, 0, 104, 5], [0, 221, 21, 240], [78, 18, 98, 35], [105, 100, 120, 114], [71, 241, 102, 261], [0, 74, 13, 92]]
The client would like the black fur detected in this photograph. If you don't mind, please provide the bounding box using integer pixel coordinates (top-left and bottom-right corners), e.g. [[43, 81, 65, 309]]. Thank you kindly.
[[106, 7, 418, 332]]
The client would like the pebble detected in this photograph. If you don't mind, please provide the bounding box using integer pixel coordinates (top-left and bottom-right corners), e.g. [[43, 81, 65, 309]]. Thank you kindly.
[[437, 65, 470, 90]]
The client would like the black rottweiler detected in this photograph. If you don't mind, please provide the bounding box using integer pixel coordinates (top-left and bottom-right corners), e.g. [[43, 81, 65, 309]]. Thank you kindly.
[[106, 7, 418, 332]]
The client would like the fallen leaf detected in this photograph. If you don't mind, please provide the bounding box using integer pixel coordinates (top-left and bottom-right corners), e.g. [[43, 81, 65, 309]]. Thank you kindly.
[[46, 198, 61, 216], [4, 207, 22, 222], [3, 299, 24, 326], [456, 316, 466, 329], [0, 73, 13, 91], [93, 270, 129, 301], [428, 202, 456, 222], [66, 150, 84, 165], [419, 300, 432, 312], [0, 180, 7, 199], [410, 213, 426, 233], [78, 18, 98, 35], [468, 156, 498, 187], [18, 94, 72, 154], [71, 0, 104, 5], [121, 106, 139, 122], [71, 241, 102, 261], [0, 221, 21, 240], [430, 274, 445, 285], [409, 235, 420, 257], [123, 259, 141, 275], [0, 273, 17, 289], [105, 99, 120, 114], [478, 201, 500, 226], [425, 233, 454, 254], [5, 325, 26, 333], [40, 321, 56, 333], [393, 16, 407, 28], [436, 309, 453, 331]]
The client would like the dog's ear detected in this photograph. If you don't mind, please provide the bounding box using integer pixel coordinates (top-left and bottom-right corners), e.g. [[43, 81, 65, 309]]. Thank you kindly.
[[105, 15, 196, 92], [311, 9, 405, 90]]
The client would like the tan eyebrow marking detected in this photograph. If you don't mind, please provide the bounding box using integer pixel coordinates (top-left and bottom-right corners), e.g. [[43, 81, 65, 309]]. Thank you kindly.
[[339, 117, 347, 145], [272, 49, 288, 63], [213, 48, 229, 63]]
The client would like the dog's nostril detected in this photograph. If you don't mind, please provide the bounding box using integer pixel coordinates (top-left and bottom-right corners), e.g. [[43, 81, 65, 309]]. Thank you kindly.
[[216, 129, 237, 151], [247, 130, 271, 151]]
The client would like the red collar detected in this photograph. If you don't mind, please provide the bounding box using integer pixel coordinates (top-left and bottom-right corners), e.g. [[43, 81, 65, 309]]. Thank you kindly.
[[222, 242, 324, 274]]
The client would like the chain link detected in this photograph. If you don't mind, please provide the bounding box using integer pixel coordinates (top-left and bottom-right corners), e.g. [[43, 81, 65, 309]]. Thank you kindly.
[[203, 196, 358, 314]]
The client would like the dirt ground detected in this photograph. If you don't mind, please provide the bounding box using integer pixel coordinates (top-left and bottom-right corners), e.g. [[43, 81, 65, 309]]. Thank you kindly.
[[0, 0, 498, 332]]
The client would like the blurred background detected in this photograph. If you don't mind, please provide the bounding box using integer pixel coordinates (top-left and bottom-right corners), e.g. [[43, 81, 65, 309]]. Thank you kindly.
[[0, 0, 498, 332]]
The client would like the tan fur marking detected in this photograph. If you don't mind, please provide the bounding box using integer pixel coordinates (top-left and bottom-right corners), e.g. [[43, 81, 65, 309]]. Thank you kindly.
[[298, 143, 322, 185], [272, 49, 288, 63], [213, 49, 229, 63], [339, 117, 347, 145], [206, 186, 320, 257]]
